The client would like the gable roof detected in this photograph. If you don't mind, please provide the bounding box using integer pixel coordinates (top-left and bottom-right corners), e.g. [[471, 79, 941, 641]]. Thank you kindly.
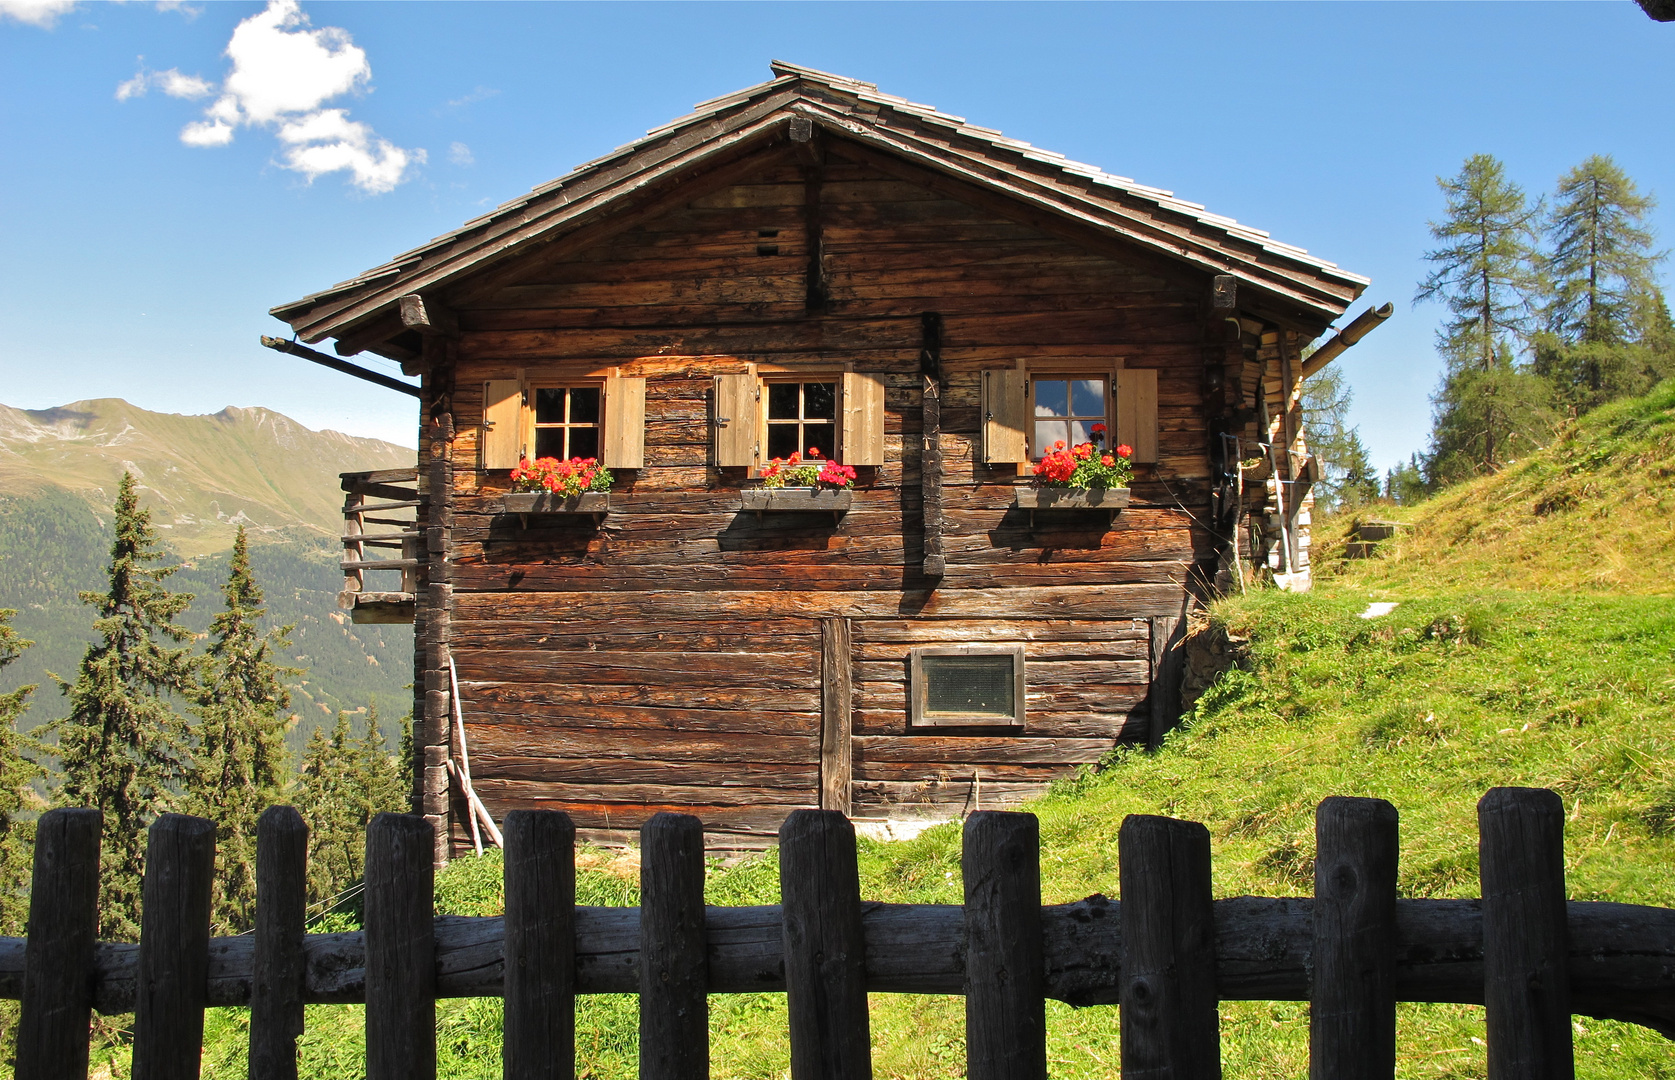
[[272, 61, 1369, 355]]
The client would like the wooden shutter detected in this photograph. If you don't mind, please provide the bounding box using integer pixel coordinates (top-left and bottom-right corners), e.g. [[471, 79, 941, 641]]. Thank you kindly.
[[1117, 367, 1159, 464], [481, 380, 523, 469], [981, 369, 1029, 463], [602, 376, 646, 469], [713, 374, 758, 468], [840, 372, 885, 466]]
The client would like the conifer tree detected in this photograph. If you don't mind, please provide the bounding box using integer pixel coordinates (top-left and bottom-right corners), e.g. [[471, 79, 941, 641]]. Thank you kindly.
[[0, 611, 46, 934], [294, 704, 409, 911], [187, 526, 294, 933], [51, 472, 194, 940], [1301, 366, 1380, 512], [1416, 155, 1554, 480]]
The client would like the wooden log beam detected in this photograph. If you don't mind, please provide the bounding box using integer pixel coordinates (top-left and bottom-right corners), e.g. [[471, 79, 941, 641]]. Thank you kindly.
[[3, 899, 1673, 1037], [399, 294, 459, 338], [259, 336, 422, 398]]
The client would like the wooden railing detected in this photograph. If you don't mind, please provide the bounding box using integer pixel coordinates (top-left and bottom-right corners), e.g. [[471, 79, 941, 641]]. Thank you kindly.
[[338, 468, 420, 624], [6, 788, 1673, 1078]]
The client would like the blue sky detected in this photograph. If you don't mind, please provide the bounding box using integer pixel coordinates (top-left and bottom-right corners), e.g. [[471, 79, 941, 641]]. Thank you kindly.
[[2, 1, 1670, 465]]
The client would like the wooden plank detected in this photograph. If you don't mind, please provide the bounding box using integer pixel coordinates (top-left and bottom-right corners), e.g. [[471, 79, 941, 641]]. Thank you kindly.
[[820, 619, 854, 815], [779, 811, 871, 1080], [1119, 814, 1220, 1079], [853, 618, 1147, 643], [855, 735, 1115, 764], [251, 807, 308, 1080], [981, 369, 1029, 463], [640, 813, 708, 1080], [1310, 797, 1398, 1080], [603, 375, 646, 469], [455, 649, 819, 689], [855, 659, 1150, 686], [504, 810, 576, 1080], [365, 814, 435, 1080], [841, 371, 886, 466], [1478, 788, 1573, 1080], [1117, 368, 1159, 464], [964, 812, 1046, 1080], [132, 814, 217, 1080], [482, 380, 523, 469], [714, 374, 757, 468], [16, 807, 101, 1080]]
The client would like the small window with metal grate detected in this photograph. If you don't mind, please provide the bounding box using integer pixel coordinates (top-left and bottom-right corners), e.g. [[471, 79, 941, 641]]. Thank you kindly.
[[909, 645, 1026, 728]]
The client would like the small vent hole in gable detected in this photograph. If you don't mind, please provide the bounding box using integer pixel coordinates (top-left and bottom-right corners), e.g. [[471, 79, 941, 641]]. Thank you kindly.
[[757, 244, 779, 256]]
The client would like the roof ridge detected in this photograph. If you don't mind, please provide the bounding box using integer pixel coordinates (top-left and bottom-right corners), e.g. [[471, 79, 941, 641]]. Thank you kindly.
[[768, 59, 877, 91]]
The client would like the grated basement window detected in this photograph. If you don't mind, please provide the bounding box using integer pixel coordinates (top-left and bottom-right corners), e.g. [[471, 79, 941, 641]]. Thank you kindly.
[[909, 645, 1026, 728]]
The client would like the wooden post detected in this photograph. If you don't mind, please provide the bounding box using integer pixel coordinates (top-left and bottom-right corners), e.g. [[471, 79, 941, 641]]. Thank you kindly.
[[780, 810, 871, 1080], [640, 812, 708, 1080], [1147, 612, 1185, 751], [365, 813, 436, 1080], [1479, 787, 1574, 1080], [132, 813, 217, 1080], [251, 806, 308, 1080], [963, 811, 1046, 1080], [16, 807, 101, 1080], [504, 810, 577, 1080], [920, 311, 946, 578], [1119, 814, 1219, 1080], [1310, 797, 1398, 1080], [820, 618, 853, 815]]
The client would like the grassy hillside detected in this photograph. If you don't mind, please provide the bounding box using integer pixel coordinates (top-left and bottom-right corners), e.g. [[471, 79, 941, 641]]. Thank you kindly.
[[169, 382, 1675, 1078]]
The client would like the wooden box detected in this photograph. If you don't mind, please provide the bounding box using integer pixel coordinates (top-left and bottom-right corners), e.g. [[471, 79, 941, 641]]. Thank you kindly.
[[740, 488, 852, 520], [1012, 487, 1130, 511]]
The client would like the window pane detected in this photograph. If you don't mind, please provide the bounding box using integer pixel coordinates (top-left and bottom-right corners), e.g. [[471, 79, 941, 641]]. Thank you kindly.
[[1034, 379, 1068, 418], [1035, 420, 1068, 452], [804, 382, 837, 420], [1069, 420, 1094, 447], [534, 388, 565, 424], [767, 383, 800, 420], [569, 428, 599, 461], [534, 428, 564, 459], [569, 387, 600, 424], [923, 655, 1016, 718], [1072, 379, 1105, 417], [804, 424, 835, 460], [767, 424, 800, 460]]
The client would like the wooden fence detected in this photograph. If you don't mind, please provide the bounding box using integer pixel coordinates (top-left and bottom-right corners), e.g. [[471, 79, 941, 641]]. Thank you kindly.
[[5, 787, 1674, 1079]]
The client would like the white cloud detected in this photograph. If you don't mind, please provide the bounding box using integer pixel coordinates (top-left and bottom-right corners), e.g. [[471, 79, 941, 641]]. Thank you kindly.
[[120, 0, 421, 194], [445, 86, 499, 109], [448, 141, 473, 167], [0, 0, 78, 28]]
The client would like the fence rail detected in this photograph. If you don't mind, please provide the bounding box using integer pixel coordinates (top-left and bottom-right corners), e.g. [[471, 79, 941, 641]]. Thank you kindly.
[[6, 788, 1673, 1079]]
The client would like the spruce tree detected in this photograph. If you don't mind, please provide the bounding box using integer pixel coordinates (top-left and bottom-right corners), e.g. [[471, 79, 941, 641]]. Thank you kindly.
[[0, 611, 46, 934], [1416, 155, 1554, 480], [51, 472, 194, 940], [187, 526, 294, 933], [295, 704, 410, 912], [1301, 366, 1380, 512]]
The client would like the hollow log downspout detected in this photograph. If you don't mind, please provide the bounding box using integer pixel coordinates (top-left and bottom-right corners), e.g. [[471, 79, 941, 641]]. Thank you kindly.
[[1300, 302, 1395, 381]]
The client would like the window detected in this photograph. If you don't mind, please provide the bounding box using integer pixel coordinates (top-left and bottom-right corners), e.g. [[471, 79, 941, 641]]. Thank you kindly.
[[909, 645, 1026, 728], [1031, 376, 1108, 456], [533, 384, 602, 461], [765, 379, 838, 460]]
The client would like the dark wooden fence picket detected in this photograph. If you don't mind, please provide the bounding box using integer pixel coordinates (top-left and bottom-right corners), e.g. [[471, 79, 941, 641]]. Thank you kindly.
[[4, 787, 1667, 1079]]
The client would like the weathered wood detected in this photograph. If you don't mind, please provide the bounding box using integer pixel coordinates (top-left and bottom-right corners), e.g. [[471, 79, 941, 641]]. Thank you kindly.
[[1119, 814, 1219, 1080], [780, 811, 871, 1080], [1479, 787, 1574, 1079], [1147, 613, 1185, 750], [251, 807, 308, 1080], [16, 807, 101, 1080], [132, 813, 217, 1080], [820, 618, 854, 815], [963, 811, 1046, 1080], [640, 813, 708, 1080], [504, 810, 576, 1080], [365, 814, 436, 1080], [1310, 797, 1398, 1080]]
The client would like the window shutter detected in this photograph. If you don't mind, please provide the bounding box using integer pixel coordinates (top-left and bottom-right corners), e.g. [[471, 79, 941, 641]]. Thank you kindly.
[[981, 369, 1029, 463], [840, 372, 886, 466], [602, 376, 646, 469], [1116, 367, 1159, 464], [481, 380, 523, 469], [713, 374, 757, 468]]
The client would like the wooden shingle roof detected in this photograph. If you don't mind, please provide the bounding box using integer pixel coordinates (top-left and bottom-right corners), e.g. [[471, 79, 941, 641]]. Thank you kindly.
[[272, 61, 1369, 354]]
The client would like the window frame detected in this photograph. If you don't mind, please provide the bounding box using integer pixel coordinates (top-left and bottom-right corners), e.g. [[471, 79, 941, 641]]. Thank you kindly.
[[525, 380, 606, 462], [758, 374, 843, 466], [908, 644, 1027, 729], [1028, 373, 1112, 460]]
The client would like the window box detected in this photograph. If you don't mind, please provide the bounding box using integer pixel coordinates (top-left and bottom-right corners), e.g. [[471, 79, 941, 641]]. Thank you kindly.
[[499, 491, 610, 527], [1012, 487, 1130, 511], [909, 645, 1026, 728], [740, 487, 852, 522]]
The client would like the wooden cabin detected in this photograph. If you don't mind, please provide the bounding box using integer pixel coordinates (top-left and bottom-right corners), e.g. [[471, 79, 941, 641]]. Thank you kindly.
[[271, 62, 1375, 860]]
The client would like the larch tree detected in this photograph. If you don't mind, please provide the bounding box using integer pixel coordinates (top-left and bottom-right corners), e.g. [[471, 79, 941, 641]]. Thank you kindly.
[[51, 472, 195, 941], [0, 611, 46, 934], [1534, 156, 1671, 413], [187, 526, 294, 933], [1415, 154, 1555, 481]]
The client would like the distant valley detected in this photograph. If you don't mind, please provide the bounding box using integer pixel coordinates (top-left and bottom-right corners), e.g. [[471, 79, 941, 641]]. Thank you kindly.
[[0, 399, 416, 748]]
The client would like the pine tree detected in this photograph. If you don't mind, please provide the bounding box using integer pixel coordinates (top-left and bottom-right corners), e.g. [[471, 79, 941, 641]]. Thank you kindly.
[[0, 611, 46, 934], [294, 704, 410, 912], [1300, 366, 1380, 512], [186, 526, 294, 933], [1534, 157, 1671, 413], [50, 472, 194, 940], [1416, 156, 1554, 479]]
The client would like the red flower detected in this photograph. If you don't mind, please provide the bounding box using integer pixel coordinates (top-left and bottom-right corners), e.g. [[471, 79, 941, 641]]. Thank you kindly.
[[1053, 440, 1065, 450], [1115, 444, 1133, 458], [808, 446, 821, 458], [1102, 454, 1115, 467], [1091, 423, 1106, 435]]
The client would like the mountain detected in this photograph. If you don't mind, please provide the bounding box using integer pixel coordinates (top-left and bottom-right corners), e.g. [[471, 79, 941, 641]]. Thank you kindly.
[[0, 399, 417, 748]]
